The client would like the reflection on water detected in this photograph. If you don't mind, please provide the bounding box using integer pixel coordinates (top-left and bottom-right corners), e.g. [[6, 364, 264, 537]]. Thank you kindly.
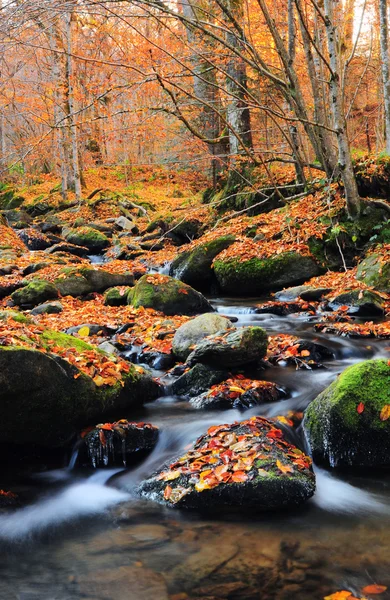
[[0, 297, 389, 599]]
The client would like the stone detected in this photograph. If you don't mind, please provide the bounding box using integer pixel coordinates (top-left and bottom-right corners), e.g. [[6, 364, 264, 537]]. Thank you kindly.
[[46, 242, 90, 257], [128, 273, 213, 316], [138, 416, 315, 510], [55, 267, 134, 297], [11, 280, 59, 307], [327, 289, 384, 316], [31, 301, 63, 315], [115, 216, 138, 233], [172, 313, 233, 361], [303, 359, 390, 467], [190, 379, 282, 410], [186, 326, 268, 368], [104, 286, 132, 306], [64, 226, 110, 252], [214, 252, 321, 295], [170, 363, 229, 398], [357, 253, 390, 292], [275, 285, 332, 302], [17, 228, 53, 251]]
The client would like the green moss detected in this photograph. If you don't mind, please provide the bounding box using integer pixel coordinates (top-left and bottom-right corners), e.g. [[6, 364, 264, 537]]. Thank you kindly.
[[11, 280, 59, 306], [64, 227, 109, 251], [0, 310, 29, 323], [40, 330, 96, 353], [357, 253, 390, 292]]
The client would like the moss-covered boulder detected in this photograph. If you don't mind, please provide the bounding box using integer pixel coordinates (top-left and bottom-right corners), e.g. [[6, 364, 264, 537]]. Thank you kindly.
[[172, 313, 233, 361], [170, 235, 236, 290], [81, 420, 159, 467], [55, 267, 134, 297], [0, 334, 160, 447], [11, 280, 58, 307], [187, 326, 268, 368], [64, 226, 110, 252], [128, 274, 213, 316], [214, 252, 321, 295], [104, 286, 132, 306], [138, 416, 315, 510], [356, 253, 390, 292], [327, 289, 384, 316], [303, 360, 390, 468]]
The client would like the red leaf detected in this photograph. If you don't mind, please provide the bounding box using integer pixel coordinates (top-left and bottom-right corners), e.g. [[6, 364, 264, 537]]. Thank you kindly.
[[356, 402, 365, 414]]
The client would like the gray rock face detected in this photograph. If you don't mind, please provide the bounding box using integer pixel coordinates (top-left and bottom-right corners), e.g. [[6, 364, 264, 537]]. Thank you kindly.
[[303, 359, 390, 468], [187, 326, 268, 368], [172, 313, 233, 361], [357, 253, 390, 292], [115, 216, 138, 233], [0, 346, 160, 447], [170, 363, 229, 398], [327, 289, 384, 316], [138, 416, 315, 511]]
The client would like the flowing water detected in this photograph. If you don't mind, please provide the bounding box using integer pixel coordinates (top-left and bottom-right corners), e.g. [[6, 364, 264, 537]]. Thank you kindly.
[[0, 297, 389, 600]]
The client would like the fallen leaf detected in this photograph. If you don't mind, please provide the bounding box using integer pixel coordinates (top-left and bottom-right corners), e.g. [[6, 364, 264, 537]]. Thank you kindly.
[[361, 584, 387, 594], [357, 402, 365, 414], [379, 405, 390, 421]]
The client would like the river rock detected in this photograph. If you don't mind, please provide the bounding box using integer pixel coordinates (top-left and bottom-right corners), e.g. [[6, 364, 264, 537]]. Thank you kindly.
[[114, 216, 138, 233], [17, 228, 53, 251], [186, 326, 268, 368], [214, 251, 321, 295], [357, 253, 390, 292], [128, 273, 213, 316], [104, 286, 132, 306], [81, 420, 159, 467], [0, 333, 160, 447], [170, 363, 229, 398], [190, 378, 282, 410], [64, 226, 110, 252], [55, 267, 134, 297], [172, 313, 233, 361], [303, 359, 390, 467], [138, 416, 315, 510], [327, 289, 384, 316], [31, 301, 63, 315], [46, 242, 90, 257], [170, 235, 236, 290], [11, 280, 59, 307], [275, 285, 331, 302]]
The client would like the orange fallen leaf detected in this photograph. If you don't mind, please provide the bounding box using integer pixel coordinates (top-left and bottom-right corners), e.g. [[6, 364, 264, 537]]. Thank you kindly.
[[379, 405, 390, 421], [362, 584, 387, 594]]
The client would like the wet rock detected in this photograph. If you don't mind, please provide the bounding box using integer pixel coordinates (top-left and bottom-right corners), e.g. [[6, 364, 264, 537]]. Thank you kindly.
[[76, 566, 169, 600], [214, 252, 321, 295], [0, 336, 159, 447], [138, 416, 315, 510], [170, 235, 236, 291], [128, 273, 213, 316], [303, 359, 390, 467], [17, 228, 53, 251], [81, 420, 159, 467], [31, 301, 63, 315], [253, 301, 315, 316], [275, 285, 331, 302], [55, 267, 134, 297], [170, 363, 229, 398], [139, 350, 174, 371], [172, 313, 233, 361], [11, 280, 59, 307], [294, 340, 334, 363], [187, 326, 268, 368], [327, 289, 385, 316], [0, 489, 19, 508], [357, 253, 390, 292], [104, 286, 132, 306], [46, 242, 90, 257], [190, 378, 282, 410], [66, 323, 116, 337], [64, 226, 110, 252], [98, 341, 119, 355]]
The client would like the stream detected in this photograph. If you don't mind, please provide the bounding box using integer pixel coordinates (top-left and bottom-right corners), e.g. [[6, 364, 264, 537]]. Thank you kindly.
[[0, 297, 389, 600]]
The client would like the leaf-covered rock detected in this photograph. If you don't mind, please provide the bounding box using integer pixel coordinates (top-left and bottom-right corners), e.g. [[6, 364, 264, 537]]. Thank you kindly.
[[172, 313, 233, 361], [303, 359, 390, 467], [327, 289, 384, 316], [55, 267, 134, 297], [190, 377, 282, 410], [138, 416, 315, 510], [356, 252, 390, 292], [11, 279, 59, 307], [128, 273, 213, 316]]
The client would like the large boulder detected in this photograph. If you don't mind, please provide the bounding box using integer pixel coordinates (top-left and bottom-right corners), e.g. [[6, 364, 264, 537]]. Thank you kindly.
[[172, 313, 233, 361], [138, 416, 315, 510], [11, 280, 59, 307], [81, 420, 159, 467], [186, 326, 268, 368], [214, 252, 321, 295], [128, 274, 213, 316], [327, 289, 384, 316], [356, 253, 390, 292], [0, 333, 160, 447], [64, 226, 110, 252], [170, 235, 236, 290], [303, 360, 390, 468], [55, 267, 134, 297]]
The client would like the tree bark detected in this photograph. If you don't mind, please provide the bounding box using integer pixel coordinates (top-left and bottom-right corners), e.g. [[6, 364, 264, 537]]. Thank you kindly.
[[380, 0, 390, 154], [65, 9, 82, 200]]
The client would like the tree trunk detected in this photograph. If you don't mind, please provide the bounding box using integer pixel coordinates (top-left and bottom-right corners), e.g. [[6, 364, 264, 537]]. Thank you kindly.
[[323, 0, 361, 219], [65, 9, 82, 201], [379, 0, 390, 154]]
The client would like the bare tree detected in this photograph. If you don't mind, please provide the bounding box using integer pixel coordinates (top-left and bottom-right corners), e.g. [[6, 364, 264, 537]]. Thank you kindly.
[[379, 0, 390, 154]]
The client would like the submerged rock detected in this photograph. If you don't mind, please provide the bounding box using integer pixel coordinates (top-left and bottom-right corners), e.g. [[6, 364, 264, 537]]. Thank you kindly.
[[81, 420, 159, 467], [187, 326, 268, 368], [303, 359, 390, 467], [214, 252, 321, 295], [138, 416, 315, 510], [128, 273, 213, 316], [172, 313, 233, 361]]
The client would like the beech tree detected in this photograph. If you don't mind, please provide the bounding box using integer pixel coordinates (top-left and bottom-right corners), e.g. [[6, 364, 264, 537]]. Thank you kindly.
[[380, 0, 390, 154]]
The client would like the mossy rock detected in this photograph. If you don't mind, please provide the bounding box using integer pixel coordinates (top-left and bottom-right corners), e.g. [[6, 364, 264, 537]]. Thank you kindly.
[[303, 360, 390, 468], [172, 313, 233, 361], [0, 343, 160, 447], [0, 186, 25, 210], [170, 235, 236, 291], [0, 309, 30, 323], [104, 286, 132, 306], [128, 274, 213, 316], [327, 289, 384, 316], [55, 267, 134, 297], [11, 280, 58, 307], [187, 325, 268, 368], [64, 226, 110, 252], [138, 416, 315, 511], [356, 253, 390, 292], [214, 252, 321, 295]]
